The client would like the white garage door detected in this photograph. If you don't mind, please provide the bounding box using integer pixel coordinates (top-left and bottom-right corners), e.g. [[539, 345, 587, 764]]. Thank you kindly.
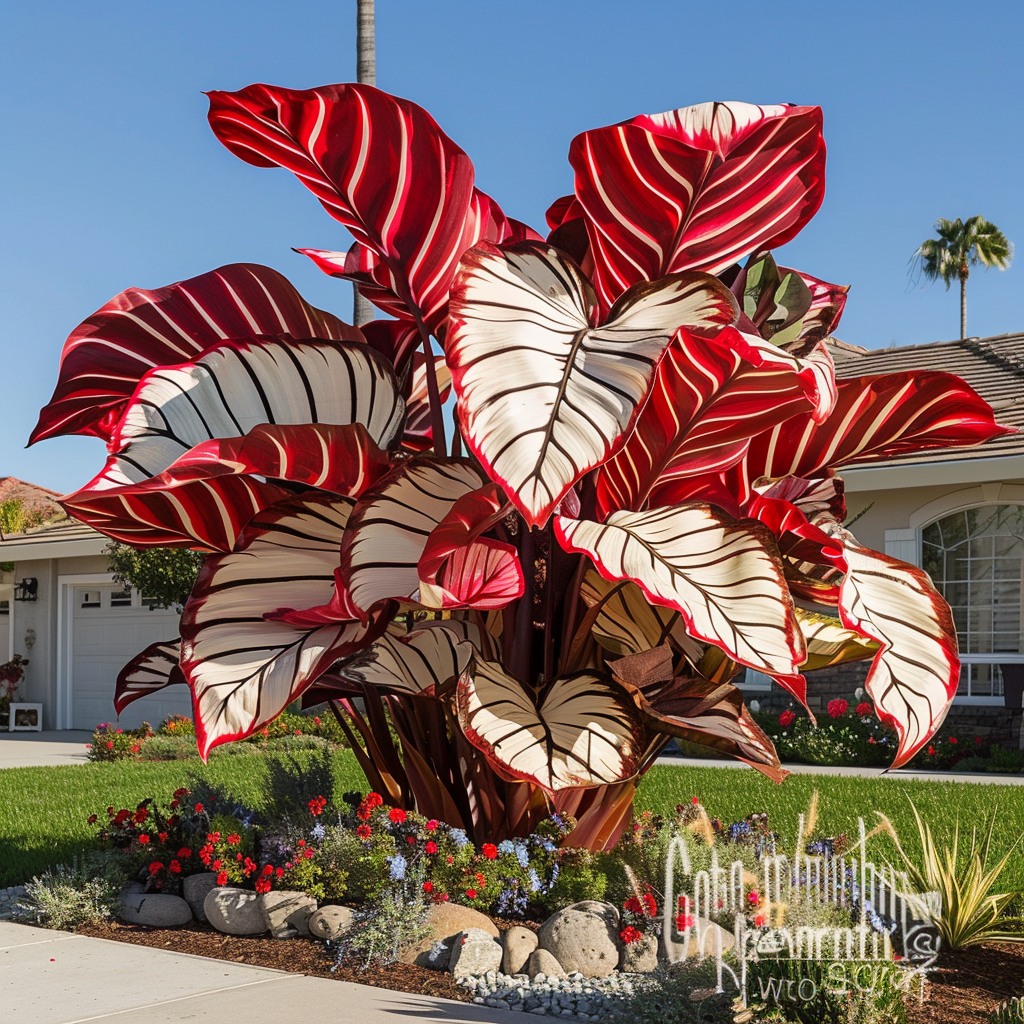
[[71, 585, 191, 731]]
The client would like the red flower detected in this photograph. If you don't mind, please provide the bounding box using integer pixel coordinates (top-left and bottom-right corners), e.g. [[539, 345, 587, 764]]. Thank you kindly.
[[975, 736, 983, 745], [475, 872, 486, 886], [754, 914, 767, 928], [642, 893, 657, 916], [158, 832, 169, 843], [423, 881, 434, 894], [138, 834, 150, 845], [676, 914, 694, 930], [227, 833, 240, 845], [130, 744, 141, 754], [194, 803, 204, 813], [388, 807, 407, 824], [691, 796, 700, 806], [855, 702, 873, 716], [481, 843, 498, 860], [425, 841, 438, 855], [446, 855, 454, 865], [436, 891, 449, 903], [212, 859, 222, 871], [169, 800, 179, 811], [276, 867, 284, 879], [307, 796, 327, 816], [948, 736, 958, 745], [425, 819, 439, 832], [87, 814, 98, 825], [106, 740, 115, 750], [172, 787, 189, 799], [868, 737, 877, 744], [262, 864, 274, 876], [148, 861, 164, 876], [624, 896, 642, 915], [255, 878, 271, 895], [619, 926, 642, 944], [406, 835, 416, 845], [927, 745, 936, 756], [465, 888, 478, 899], [356, 824, 372, 840], [114, 810, 130, 825], [778, 709, 796, 728], [827, 699, 848, 719], [169, 860, 182, 874], [747, 891, 760, 906], [208, 831, 222, 843], [313, 717, 321, 726], [304, 848, 314, 859], [216, 871, 228, 886]]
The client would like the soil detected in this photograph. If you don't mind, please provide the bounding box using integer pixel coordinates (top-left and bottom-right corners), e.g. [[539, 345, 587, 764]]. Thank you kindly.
[[76, 921, 1023, 1023]]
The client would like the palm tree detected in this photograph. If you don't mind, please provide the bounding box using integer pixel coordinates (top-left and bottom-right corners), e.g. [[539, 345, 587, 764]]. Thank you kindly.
[[914, 216, 1012, 339], [353, 0, 376, 327]]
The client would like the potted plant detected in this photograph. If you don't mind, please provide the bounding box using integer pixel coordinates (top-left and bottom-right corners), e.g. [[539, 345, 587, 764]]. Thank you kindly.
[[0, 653, 29, 726]]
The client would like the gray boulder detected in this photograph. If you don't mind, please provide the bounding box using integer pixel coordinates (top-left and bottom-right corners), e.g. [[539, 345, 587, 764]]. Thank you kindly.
[[502, 925, 539, 974], [308, 905, 357, 941], [528, 947, 567, 980], [448, 927, 503, 977], [119, 891, 192, 928], [564, 900, 620, 928], [399, 903, 499, 970], [619, 933, 658, 973], [537, 906, 619, 978], [182, 872, 218, 923], [203, 887, 266, 936], [259, 890, 317, 939]]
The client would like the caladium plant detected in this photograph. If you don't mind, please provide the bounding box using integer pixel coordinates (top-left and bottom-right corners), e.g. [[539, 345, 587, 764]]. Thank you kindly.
[[35, 86, 1010, 848]]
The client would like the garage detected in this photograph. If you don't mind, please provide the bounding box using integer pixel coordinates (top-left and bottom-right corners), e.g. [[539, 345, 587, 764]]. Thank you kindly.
[[68, 583, 189, 731]]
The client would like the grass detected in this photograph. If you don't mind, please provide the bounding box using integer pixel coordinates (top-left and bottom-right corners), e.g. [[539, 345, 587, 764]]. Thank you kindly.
[[1, 749, 1022, 895], [0, 748, 365, 888], [637, 763, 1024, 894]]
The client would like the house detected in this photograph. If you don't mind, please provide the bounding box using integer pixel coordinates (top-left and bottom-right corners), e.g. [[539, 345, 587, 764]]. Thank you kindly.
[[0, 517, 187, 731], [748, 332, 1024, 746]]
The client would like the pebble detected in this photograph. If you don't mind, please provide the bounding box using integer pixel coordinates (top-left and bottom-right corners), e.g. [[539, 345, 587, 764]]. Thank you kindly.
[[458, 966, 646, 1019], [0, 885, 26, 920]]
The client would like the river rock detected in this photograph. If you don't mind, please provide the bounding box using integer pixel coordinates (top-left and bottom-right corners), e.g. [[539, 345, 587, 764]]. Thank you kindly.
[[204, 887, 266, 936], [259, 890, 317, 938], [308, 905, 357, 941], [399, 903, 499, 970], [119, 891, 192, 928], [528, 947, 567, 979], [563, 900, 620, 928], [448, 927, 503, 977], [182, 872, 218, 923], [537, 906, 619, 978], [502, 925, 539, 974]]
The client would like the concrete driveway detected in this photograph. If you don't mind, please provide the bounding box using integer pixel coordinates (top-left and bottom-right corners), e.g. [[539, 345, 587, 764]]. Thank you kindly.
[[0, 731, 92, 769]]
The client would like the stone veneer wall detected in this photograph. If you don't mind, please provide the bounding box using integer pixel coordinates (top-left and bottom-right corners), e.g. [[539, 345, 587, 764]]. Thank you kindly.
[[748, 662, 1023, 747]]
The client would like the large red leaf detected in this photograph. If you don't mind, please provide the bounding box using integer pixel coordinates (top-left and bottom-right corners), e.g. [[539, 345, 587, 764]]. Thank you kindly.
[[737, 371, 1013, 486], [180, 494, 385, 758], [448, 241, 737, 527], [555, 504, 807, 700], [31, 264, 357, 445], [114, 639, 185, 716], [595, 327, 834, 515], [570, 101, 826, 309], [454, 660, 645, 791]]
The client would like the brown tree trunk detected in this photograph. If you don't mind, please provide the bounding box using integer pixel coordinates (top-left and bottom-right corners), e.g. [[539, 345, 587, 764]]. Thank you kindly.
[[959, 262, 968, 339]]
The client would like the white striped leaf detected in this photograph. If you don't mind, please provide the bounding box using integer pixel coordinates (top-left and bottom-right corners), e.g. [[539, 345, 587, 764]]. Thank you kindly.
[[31, 263, 356, 445], [449, 241, 737, 527], [580, 571, 701, 661], [569, 103, 826, 308], [454, 659, 644, 791], [555, 504, 806, 682], [99, 338, 404, 489], [825, 524, 959, 769], [114, 639, 185, 715], [63, 423, 392, 552], [180, 495, 384, 758], [337, 458, 489, 619], [335, 625, 474, 696], [625, 675, 786, 782]]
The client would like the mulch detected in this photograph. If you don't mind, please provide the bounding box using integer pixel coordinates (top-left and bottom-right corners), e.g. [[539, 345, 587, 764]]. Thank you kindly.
[[76, 920, 1023, 1022]]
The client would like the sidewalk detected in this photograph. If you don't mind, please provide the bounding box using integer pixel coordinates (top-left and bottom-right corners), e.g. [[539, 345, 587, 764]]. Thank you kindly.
[[0, 731, 92, 769], [0, 920, 539, 1024]]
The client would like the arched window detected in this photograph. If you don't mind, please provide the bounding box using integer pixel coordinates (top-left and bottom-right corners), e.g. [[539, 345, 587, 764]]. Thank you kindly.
[[921, 504, 1024, 700]]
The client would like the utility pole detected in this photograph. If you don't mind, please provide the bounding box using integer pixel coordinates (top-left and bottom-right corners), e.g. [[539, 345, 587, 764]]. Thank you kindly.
[[353, 0, 375, 326]]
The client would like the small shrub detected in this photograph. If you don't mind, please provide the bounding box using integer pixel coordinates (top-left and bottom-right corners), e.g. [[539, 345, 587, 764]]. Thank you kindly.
[[87, 721, 154, 762], [985, 746, 1024, 774], [136, 734, 196, 761], [989, 996, 1024, 1024], [336, 886, 431, 969], [17, 857, 123, 930]]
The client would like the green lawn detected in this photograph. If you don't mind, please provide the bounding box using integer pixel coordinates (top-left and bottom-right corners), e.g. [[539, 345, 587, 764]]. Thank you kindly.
[[1, 750, 1022, 894]]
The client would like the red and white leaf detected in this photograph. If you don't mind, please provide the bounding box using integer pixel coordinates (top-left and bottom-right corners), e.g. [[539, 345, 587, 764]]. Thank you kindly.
[[32, 264, 356, 445], [114, 639, 185, 715], [335, 624, 474, 696], [454, 660, 644, 791], [826, 525, 959, 768], [63, 423, 392, 552], [570, 102, 826, 308], [555, 505, 806, 692], [337, 458, 487, 619], [98, 338, 403, 489], [738, 371, 1013, 484], [626, 674, 787, 782], [595, 327, 834, 515], [449, 241, 737, 527], [180, 494, 384, 758], [795, 608, 878, 673]]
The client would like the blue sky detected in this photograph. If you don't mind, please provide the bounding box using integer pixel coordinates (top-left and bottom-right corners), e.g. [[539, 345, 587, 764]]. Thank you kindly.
[[2, 1, 1021, 493]]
